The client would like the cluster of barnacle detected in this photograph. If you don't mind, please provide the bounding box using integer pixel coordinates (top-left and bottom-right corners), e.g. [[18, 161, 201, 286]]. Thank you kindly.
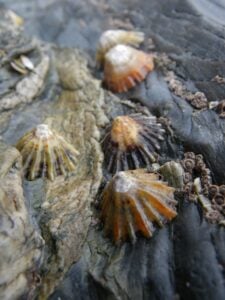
[[210, 100, 225, 118], [185, 92, 208, 110], [181, 152, 211, 200], [14, 30, 178, 245], [208, 185, 225, 217], [165, 72, 208, 110], [180, 152, 225, 223]]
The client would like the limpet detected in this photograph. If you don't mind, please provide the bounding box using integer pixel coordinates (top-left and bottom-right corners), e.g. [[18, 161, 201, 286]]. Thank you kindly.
[[103, 44, 154, 93], [101, 169, 177, 244], [16, 124, 79, 181], [96, 29, 144, 67], [103, 114, 164, 173]]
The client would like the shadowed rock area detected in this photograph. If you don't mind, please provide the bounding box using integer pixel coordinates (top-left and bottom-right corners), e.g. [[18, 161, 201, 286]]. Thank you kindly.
[[0, 0, 225, 299]]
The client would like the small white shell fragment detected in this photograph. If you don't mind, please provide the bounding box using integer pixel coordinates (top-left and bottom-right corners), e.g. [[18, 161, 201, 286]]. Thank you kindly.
[[20, 55, 34, 71], [10, 59, 28, 75], [8, 10, 24, 26], [35, 124, 53, 139]]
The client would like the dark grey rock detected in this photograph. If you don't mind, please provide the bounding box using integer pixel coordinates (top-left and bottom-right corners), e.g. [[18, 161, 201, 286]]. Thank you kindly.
[[0, 0, 225, 299]]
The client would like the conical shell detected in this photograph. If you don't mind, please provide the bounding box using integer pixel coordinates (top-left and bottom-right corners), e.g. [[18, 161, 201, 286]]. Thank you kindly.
[[101, 169, 177, 244], [16, 124, 79, 181], [103, 114, 164, 173], [96, 30, 145, 67], [104, 44, 154, 93]]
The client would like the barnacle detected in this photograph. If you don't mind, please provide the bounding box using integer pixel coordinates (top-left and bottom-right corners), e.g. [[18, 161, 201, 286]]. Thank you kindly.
[[197, 182, 225, 224], [96, 30, 145, 67], [179, 152, 225, 223], [101, 169, 177, 244], [208, 185, 225, 215], [103, 45, 154, 93], [181, 152, 211, 198], [214, 100, 225, 118], [103, 114, 164, 173], [16, 124, 79, 181]]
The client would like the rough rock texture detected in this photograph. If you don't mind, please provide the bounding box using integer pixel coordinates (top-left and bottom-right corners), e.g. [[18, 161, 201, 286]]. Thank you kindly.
[[0, 0, 225, 300], [38, 48, 107, 298], [0, 9, 49, 112], [0, 8, 108, 299], [0, 143, 44, 300]]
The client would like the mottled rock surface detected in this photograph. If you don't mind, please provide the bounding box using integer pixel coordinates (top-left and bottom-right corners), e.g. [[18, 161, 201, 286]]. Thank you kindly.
[[0, 0, 225, 300], [38, 48, 107, 297], [0, 143, 44, 300], [0, 8, 107, 299]]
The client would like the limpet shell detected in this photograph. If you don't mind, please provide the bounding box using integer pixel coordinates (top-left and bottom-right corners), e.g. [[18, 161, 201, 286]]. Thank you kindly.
[[101, 169, 177, 244], [104, 44, 154, 93], [16, 124, 79, 181], [96, 29, 144, 67], [103, 114, 164, 173]]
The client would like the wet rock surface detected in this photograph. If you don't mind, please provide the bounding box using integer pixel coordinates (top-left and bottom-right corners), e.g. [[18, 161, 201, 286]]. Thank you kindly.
[[0, 8, 107, 299], [0, 0, 225, 299], [37, 48, 107, 298], [0, 143, 44, 300]]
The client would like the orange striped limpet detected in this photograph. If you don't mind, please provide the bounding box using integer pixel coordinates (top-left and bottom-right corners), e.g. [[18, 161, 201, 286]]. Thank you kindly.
[[104, 44, 154, 93], [101, 169, 177, 244], [103, 114, 164, 173]]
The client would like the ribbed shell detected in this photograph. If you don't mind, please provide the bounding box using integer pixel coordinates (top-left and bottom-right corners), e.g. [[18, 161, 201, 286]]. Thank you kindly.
[[96, 30, 145, 67], [104, 44, 154, 93], [16, 124, 79, 181], [103, 114, 164, 173], [101, 169, 177, 244]]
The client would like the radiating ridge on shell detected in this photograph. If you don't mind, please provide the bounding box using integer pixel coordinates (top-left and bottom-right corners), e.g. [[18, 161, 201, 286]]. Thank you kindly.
[[103, 114, 165, 174], [96, 30, 145, 67], [101, 169, 177, 244], [103, 44, 154, 93], [16, 124, 79, 181]]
